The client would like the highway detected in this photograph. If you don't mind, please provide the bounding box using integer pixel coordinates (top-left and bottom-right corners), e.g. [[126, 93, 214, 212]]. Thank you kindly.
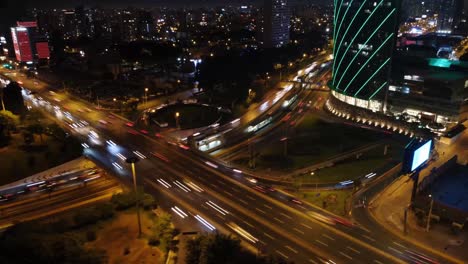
[[0, 175, 121, 229], [0, 63, 457, 263]]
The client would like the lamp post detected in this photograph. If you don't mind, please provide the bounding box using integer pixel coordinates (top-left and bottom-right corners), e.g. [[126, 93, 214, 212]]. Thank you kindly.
[[426, 194, 434, 232], [126, 157, 142, 237], [175, 112, 180, 129], [311, 171, 317, 192], [144, 88, 149, 104]]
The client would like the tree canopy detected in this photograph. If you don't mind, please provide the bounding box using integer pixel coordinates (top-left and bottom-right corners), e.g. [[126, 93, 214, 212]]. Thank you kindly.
[[186, 233, 291, 264], [3, 82, 25, 115]]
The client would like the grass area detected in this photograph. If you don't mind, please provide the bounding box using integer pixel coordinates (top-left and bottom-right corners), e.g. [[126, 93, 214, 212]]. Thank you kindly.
[[151, 103, 221, 129], [298, 189, 353, 216], [0, 191, 171, 263], [295, 143, 404, 183], [235, 114, 400, 172], [0, 132, 82, 186], [86, 210, 163, 264]]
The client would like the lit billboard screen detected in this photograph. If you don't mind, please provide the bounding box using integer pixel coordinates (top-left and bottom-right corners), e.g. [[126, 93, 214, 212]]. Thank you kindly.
[[411, 140, 432, 171], [402, 139, 433, 173]]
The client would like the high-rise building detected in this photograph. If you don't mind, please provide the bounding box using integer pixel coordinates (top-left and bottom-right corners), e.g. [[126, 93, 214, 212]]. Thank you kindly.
[[453, 0, 468, 34], [10, 21, 49, 63], [436, 0, 456, 31], [263, 0, 290, 48], [330, 0, 402, 112]]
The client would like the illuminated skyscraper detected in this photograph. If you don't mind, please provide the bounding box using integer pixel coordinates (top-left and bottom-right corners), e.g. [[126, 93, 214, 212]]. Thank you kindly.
[[11, 21, 49, 63], [331, 0, 401, 111], [263, 0, 290, 48]]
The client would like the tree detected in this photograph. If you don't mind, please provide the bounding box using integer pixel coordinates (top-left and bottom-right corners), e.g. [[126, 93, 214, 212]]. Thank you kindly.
[[27, 122, 45, 144], [460, 52, 468, 61], [0, 110, 19, 146], [3, 82, 25, 115], [151, 212, 174, 252], [185, 233, 291, 264]]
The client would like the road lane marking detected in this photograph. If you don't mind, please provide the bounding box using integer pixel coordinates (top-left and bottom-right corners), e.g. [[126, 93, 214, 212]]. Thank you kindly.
[[339, 252, 353, 260], [297, 204, 307, 210], [217, 180, 226, 185], [274, 217, 285, 224], [201, 204, 208, 209], [285, 245, 298, 254], [216, 214, 225, 221], [374, 260, 384, 264], [263, 232, 276, 240], [223, 190, 234, 197], [392, 241, 405, 248], [315, 239, 328, 247], [293, 228, 304, 234], [239, 199, 248, 205], [300, 223, 313, 229], [259, 240, 266, 245], [247, 195, 255, 201], [362, 234, 376, 242], [263, 204, 273, 209], [280, 212, 293, 219], [388, 246, 403, 254], [275, 250, 289, 259], [243, 221, 254, 228], [308, 259, 318, 264], [347, 246, 360, 254], [231, 187, 241, 192], [322, 234, 335, 241], [210, 183, 218, 189], [255, 207, 266, 214]]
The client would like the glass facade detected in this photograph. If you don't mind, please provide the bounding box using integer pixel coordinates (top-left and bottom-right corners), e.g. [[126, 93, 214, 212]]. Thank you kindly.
[[331, 0, 401, 106]]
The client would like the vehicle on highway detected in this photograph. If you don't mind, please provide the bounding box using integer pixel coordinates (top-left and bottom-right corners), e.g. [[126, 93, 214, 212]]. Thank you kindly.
[[309, 212, 335, 225], [245, 177, 257, 184]]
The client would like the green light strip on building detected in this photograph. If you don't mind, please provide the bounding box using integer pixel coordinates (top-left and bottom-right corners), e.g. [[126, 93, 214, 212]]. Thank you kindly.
[[368, 81, 387, 100], [339, 31, 394, 92], [332, 0, 368, 84], [333, 0, 344, 42], [332, 0, 385, 86], [353, 57, 391, 97], [335, 0, 354, 51], [332, 0, 339, 77]]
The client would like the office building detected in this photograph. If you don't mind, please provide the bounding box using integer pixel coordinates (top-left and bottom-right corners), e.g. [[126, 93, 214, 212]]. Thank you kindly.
[[11, 21, 49, 63], [330, 0, 402, 112], [263, 0, 291, 48]]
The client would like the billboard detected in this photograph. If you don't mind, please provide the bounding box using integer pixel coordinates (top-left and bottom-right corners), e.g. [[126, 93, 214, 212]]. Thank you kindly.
[[403, 139, 433, 173]]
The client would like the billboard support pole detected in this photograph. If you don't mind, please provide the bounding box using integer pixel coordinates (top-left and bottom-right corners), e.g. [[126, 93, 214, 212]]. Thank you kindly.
[[410, 170, 420, 207]]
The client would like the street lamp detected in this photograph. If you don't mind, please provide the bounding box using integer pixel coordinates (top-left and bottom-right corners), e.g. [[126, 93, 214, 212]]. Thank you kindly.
[[144, 88, 149, 104], [426, 194, 434, 232], [175, 112, 180, 129], [126, 156, 142, 237], [311, 171, 317, 191]]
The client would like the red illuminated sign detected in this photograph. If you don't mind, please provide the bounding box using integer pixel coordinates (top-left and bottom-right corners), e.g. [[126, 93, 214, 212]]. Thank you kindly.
[[36, 42, 50, 59], [17, 21, 38, 28]]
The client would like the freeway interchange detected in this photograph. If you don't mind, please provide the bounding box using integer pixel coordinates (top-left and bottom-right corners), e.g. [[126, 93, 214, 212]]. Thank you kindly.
[[0, 59, 456, 264]]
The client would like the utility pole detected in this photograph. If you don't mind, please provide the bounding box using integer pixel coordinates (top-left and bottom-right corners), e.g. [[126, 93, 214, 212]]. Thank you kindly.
[[126, 157, 142, 237], [426, 195, 434, 232]]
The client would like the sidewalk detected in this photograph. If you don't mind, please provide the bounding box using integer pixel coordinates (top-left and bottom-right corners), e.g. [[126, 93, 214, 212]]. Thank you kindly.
[[369, 133, 468, 262]]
